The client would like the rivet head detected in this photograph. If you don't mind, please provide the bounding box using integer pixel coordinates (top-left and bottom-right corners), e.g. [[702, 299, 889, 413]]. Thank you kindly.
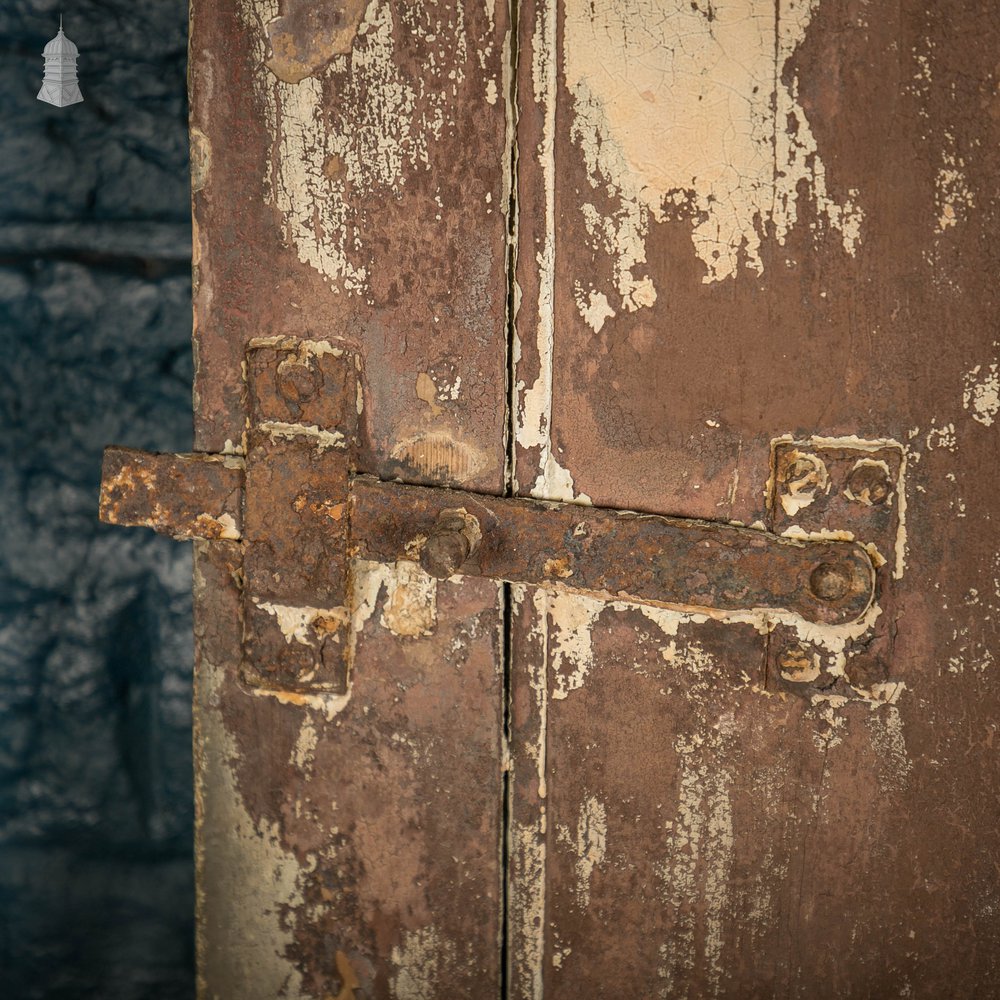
[[777, 644, 816, 682], [276, 358, 323, 405], [809, 561, 853, 602], [419, 510, 481, 580], [846, 464, 891, 506]]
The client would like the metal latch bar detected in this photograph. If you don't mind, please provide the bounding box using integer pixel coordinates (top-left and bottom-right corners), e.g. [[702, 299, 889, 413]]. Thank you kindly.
[[349, 476, 873, 625], [98, 339, 876, 694]]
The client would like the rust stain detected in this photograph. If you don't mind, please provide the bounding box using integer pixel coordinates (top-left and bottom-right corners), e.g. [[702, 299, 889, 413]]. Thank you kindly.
[[415, 371, 443, 417], [264, 0, 368, 84], [389, 431, 490, 486], [332, 949, 359, 1000]]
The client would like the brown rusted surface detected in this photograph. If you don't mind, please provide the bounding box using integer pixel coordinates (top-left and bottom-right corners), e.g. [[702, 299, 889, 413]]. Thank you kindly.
[[136, 0, 1000, 993], [242, 343, 357, 694], [189, 0, 511, 995], [352, 477, 875, 625], [509, 1, 1000, 997], [99, 445, 243, 540], [263, 0, 369, 84], [767, 438, 905, 696]]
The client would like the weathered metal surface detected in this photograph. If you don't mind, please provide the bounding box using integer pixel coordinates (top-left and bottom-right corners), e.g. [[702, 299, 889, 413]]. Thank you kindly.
[[767, 437, 906, 695], [242, 341, 357, 694], [188, 0, 511, 995], [352, 477, 875, 624], [132, 0, 1000, 994], [510, 1, 1000, 997], [99, 445, 243, 540]]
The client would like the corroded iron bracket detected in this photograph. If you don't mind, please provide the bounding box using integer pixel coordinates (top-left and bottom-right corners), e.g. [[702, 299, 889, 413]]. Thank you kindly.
[[100, 340, 876, 695]]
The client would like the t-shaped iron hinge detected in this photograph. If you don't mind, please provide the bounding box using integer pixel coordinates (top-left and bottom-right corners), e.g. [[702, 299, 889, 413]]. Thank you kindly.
[[100, 339, 875, 696]]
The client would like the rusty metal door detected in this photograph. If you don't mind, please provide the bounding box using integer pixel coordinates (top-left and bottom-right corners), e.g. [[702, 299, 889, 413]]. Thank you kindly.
[[102, 1, 999, 996], [187, 2, 511, 996], [506, 3, 1000, 997]]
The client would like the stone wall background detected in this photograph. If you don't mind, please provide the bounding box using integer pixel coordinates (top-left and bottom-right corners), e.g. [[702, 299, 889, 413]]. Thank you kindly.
[[0, 3, 195, 997]]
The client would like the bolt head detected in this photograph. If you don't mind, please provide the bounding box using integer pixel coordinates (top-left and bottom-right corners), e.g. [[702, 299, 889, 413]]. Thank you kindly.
[[846, 464, 891, 505], [276, 359, 323, 406], [777, 643, 816, 681], [809, 561, 853, 602], [420, 529, 471, 580]]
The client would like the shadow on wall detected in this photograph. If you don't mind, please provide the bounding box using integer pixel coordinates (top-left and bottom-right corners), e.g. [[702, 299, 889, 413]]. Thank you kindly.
[[0, 2, 195, 997]]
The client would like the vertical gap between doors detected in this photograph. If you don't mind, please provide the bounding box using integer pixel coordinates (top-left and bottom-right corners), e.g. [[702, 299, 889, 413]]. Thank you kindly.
[[500, 0, 521, 996]]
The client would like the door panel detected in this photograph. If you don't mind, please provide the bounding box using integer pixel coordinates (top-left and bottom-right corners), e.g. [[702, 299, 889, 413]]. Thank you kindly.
[[183, 0, 1000, 996], [189, 2, 511, 995], [510, 1, 1000, 997]]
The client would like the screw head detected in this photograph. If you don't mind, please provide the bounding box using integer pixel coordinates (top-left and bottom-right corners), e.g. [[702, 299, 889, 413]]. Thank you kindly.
[[809, 561, 853, 602], [276, 359, 323, 406], [846, 464, 891, 506]]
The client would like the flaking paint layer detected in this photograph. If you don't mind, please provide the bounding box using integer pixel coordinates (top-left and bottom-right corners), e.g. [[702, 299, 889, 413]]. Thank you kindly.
[[563, 0, 863, 302]]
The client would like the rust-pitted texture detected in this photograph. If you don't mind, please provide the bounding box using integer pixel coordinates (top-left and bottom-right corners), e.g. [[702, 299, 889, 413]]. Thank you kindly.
[[766, 437, 906, 697], [509, 1, 1000, 996], [352, 477, 875, 625], [189, 0, 511, 995], [264, 0, 369, 84], [242, 343, 357, 694], [99, 446, 242, 540]]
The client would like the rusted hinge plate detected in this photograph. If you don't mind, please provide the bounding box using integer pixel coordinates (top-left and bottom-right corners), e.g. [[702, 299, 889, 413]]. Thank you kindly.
[[99, 340, 878, 696]]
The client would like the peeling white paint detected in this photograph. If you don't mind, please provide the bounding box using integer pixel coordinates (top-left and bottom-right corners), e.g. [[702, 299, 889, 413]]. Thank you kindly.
[[656, 731, 734, 996], [381, 560, 438, 637], [548, 590, 605, 699], [573, 283, 616, 333], [935, 133, 975, 233], [512, 818, 547, 999], [963, 358, 1000, 427], [925, 421, 957, 452], [237, 0, 472, 298], [563, 0, 864, 305], [515, 2, 592, 504], [350, 559, 439, 639], [777, 450, 830, 516], [254, 601, 349, 647], [867, 706, 913, 793], [569, 795, 607, 907], [257, 420, 347, 452], [390, 926, 455, 1000], [292, 715, 318, 773], [510, 585, 549, 1000], [211, 512, 241, 540]]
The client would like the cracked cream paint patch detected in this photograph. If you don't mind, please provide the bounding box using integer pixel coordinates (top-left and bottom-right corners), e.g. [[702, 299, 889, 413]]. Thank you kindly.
[[238, 0, 471, 297], [547, 590, 605, 699], [563, 0, 863, 302], [963, 357, 1000, 427]]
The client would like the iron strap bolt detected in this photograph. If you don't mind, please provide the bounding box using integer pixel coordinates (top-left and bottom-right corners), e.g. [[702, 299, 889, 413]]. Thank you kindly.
[[809, 561, 855, 602], [420, 510, 482, 580], [276, 357, 324, 405], [846, 464, 892, 505]]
